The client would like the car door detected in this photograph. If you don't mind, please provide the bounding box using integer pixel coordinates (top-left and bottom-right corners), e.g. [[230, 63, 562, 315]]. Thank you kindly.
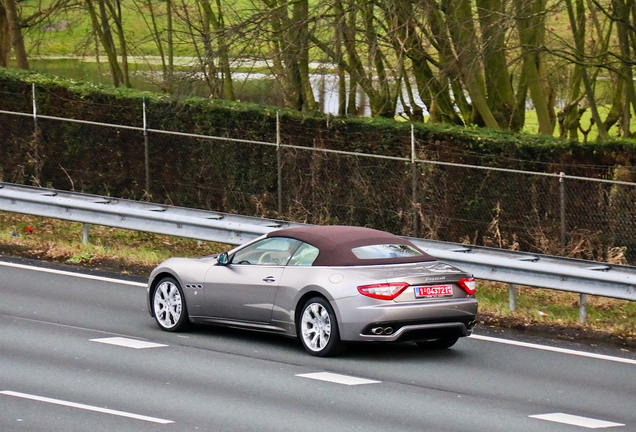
[[203, 237, 301, 324]]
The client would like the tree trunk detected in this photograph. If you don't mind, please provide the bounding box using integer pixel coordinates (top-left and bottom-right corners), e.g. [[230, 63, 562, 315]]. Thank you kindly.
[[326, 0, 392, 117], [476, 0, 518, 130], [264, 0, 302, 110], [361, 0, 392, 115], [3, 0, 29, 69], [199, 0, 220, 98], [334, 0, 347, 116], [561, 66, 584, 140], [167, 0, 173, 81], [425, 4, 470, 124], [516, 0, 554, 135], [564, 0, 608, 140], [442, 0, 500, 129], [602, 75, 624, 134], [615, 0, 635, 137], [0, 5, 10, 67], [382, 0, 462, 124], [293, 0, 317, 111], [144, 0, 167, 81], [106, 0, 130, 87], [85, 0, 123, 87], [200, 0, 235, 100], [400, 57, 424, 121]]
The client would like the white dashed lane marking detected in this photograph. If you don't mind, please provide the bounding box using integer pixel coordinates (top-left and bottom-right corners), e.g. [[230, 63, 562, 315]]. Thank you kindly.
[[90, 337, 168, 349], [529, 413, 625, 429], [3, 259, 633, 429], [296, 372, 381, 385], [0, 391, 174, 424]]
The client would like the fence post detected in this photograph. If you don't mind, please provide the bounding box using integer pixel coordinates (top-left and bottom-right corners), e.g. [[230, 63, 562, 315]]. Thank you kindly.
[[411, 125, 418, 237], [277, 111, 282, 215], [32, 84, 40, 183], [143, 98, 150, 195], [560, 172, 566, 250], [509, 283, 517, 311], [580, 293, 587, 324]]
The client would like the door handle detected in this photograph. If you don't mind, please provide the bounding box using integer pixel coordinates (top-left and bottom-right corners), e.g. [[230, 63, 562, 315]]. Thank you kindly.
[[263, 276, 276, 283]]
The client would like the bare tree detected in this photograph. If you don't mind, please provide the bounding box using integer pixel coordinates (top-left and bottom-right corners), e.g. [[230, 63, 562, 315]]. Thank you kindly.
[[260, 0, 317, 111], [2, 0, 30, 69], [0, 3, 11, 67], [85, 0, 128, 87]]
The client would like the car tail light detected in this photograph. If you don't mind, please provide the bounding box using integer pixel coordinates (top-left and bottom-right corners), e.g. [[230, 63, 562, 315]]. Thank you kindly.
[[458, 278, 476, 295], [358, 283, 410, 300]]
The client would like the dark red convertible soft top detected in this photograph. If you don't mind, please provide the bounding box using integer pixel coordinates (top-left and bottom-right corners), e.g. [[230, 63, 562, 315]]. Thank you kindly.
[[267, 225, 436, 266]]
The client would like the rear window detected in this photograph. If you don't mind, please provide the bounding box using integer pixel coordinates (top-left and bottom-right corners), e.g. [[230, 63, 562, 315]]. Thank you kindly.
[[351, 244, 423, 260]]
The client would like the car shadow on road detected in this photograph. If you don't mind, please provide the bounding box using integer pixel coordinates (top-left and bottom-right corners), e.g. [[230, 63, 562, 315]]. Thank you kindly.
[[161, 322, 470, 362], [341, 341, 468, 361]]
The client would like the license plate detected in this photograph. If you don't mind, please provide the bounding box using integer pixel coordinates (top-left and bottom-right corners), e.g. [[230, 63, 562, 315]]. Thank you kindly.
[[415, 285, 453, 298]]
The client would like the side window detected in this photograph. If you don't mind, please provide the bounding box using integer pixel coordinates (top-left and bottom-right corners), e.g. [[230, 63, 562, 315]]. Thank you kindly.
[[288, 242, 319, 266], [231, 237, 301, 266]]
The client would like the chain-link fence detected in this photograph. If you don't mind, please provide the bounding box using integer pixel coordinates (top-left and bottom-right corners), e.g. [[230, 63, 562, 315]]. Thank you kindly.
[[2, 84, 636, 265]]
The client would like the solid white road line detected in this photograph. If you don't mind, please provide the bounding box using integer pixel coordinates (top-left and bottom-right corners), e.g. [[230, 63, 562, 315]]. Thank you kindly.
[[0, 261, 146, 287], [529, 413, 625, 429], [90, 337, 168, 349], [296, 372, 381, 385], [0, 391, 174, 424], [470, 334, 636, 366]]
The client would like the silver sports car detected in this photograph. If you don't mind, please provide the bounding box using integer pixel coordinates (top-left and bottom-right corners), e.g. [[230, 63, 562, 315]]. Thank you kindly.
[[147, 225, 478, 356]]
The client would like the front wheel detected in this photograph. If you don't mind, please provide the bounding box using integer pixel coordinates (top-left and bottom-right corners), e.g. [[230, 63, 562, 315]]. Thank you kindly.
[[298, 297, 342, 357], [152, 277, 190, 332]]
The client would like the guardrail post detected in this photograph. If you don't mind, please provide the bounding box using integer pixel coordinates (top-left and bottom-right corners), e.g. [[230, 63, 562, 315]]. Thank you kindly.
[[579, 293, 587, 324], [411, 124, 418, 237], [277, 111, 282, 215], [509, 283, 517, 311], [82, 223, 90, 244]]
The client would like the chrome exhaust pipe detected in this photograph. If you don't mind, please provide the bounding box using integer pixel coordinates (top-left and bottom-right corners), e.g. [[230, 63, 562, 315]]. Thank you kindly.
[[383, 327, 394, 335], [371, 327, 384, 335]]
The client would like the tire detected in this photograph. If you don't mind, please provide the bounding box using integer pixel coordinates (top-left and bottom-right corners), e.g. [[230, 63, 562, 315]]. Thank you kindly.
[[298, 297, 342, 357], [416, 336, 459, 350], [152, 276, 190, 332]]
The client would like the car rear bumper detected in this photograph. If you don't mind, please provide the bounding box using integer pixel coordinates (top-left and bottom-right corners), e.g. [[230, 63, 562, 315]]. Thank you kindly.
[[334, 297, 478, 342]]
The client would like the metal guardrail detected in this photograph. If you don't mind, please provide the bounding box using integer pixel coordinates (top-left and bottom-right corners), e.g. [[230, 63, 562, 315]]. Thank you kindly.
[[409, 238, 636, 302], [1, 182, 635, 308], [0, 182, 295, 245]]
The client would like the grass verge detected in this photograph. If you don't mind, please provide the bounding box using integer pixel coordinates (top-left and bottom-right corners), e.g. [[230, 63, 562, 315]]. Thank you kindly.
[[477, 282, 636, 349], [1, 210, 634, 349], [0, 211, 225, 275]]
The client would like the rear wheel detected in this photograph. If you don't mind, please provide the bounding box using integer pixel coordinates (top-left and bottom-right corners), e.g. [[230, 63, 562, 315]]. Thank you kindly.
[[298, 297, 342, 357], [152, 277, 190, 332], [416, 336, 459, 350]]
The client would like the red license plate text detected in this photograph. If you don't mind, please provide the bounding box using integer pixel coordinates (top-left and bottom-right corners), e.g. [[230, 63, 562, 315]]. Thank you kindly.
[[416, 285, 453, 297]]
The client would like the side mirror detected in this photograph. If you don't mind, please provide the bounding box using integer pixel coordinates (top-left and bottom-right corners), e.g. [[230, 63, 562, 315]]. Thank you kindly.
[[217, 252, 230, 266]]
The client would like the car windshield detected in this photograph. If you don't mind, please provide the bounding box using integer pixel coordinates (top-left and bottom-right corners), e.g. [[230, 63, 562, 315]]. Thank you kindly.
[[351, 244, 423, 259]]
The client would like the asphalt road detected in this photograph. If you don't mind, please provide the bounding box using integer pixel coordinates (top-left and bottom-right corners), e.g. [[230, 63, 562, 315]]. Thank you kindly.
[[1, 258, 635, 432]]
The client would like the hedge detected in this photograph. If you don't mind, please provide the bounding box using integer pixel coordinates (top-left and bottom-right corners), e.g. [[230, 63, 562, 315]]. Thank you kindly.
[[2, 67, 636, 262]]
